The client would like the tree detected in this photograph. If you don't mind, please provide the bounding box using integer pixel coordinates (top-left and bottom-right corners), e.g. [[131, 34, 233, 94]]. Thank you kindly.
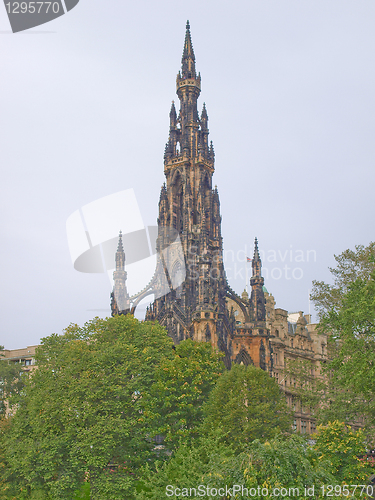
[[135, 431, 236, 499], [319, 267, 375, 430], [313, 421, 374, 485], [311, 242, 375, 319], [202, 364, 292, 452], [136, 433, 338, 500], [3, 316, 177, 499], [291, 244, 375, 432], [2, 317, 224, 499], [148, 339, 224, 450]]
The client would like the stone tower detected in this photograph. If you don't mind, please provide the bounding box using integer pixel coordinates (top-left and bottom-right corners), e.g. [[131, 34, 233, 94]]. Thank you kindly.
[[146, 21, 232, 363], [110, 21, 275, 372], [110, 231, 131, 316]]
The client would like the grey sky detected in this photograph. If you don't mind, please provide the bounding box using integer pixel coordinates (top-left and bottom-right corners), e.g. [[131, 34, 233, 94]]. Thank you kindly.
[[1, 0, 374, 349]]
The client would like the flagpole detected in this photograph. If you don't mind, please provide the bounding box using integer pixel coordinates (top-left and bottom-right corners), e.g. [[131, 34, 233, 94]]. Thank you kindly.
[[308, 289, 311, 318]]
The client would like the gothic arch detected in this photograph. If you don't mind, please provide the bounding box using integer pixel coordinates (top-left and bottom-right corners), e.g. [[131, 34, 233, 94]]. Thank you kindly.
[[171, 260, 185, 292], [171, 168, 185, 186], [226, 289, 250, 323], [234, 348, 254, 366], [171, 170, 184, 233]]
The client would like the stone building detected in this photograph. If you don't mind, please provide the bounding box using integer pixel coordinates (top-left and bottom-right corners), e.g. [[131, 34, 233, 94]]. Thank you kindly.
[[0, 345, 38, 373], [109, 21, 328, 433]]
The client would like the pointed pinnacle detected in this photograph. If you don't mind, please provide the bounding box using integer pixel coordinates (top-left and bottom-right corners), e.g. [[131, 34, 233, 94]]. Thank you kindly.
[[201, 102, 208, 119], [181, 20, 196, 79], [183, 21, 194, 59], [160, 183, 168, 200], [117, 231, 124, 252], [253, 237, 260, 261]]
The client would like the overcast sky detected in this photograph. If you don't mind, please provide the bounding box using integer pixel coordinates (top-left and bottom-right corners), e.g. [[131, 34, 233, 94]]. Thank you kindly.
[[1, 0, 374, 349]]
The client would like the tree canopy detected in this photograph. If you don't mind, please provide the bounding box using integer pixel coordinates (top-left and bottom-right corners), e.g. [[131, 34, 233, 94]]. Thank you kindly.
[[311, 242, 375, 319], [313, 421, 373, 484], [319, 266, 375, 429], [136, 432, 346, 500], [289, 244, 375, 434], [1, 316, 222, 500], [202, 363, 292, 451], [148, 339, 224, 449]]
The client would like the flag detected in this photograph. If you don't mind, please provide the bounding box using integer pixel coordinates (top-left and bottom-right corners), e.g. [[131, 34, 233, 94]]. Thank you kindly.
[[247, 257, 252, 262]]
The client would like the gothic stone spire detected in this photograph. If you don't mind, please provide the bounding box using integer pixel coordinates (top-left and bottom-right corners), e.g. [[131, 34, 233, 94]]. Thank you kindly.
[[111, 231, 130, 316], [250, 237, 266, 322], [181, 20, 196, 79]]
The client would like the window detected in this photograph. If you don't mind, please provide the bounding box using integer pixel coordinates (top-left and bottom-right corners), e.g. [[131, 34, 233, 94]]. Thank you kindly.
[[310, 421, 316, 433], [292, 397, 297, 412], [292, 420, 297, 431], [25, 359, 32, 366], [301, 420, 307, 434]]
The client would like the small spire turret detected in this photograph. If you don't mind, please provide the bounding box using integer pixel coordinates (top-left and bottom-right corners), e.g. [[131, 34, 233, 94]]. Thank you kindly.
[[252, 237, 262, 278], [111, 231, 130, 316], [169, 101, 177, 127], [201, 102, 208, 120], [250, 238, 266, 322], [181, 20, 196, 79], [209, 140, 215, 160]]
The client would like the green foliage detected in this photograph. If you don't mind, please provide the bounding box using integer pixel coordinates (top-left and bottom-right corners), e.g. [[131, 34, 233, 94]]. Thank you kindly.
[[304, 245, 375, 432], [310, 267, 375, 437], [202, 364, 292, 451], [136, 434, 338, 500], [1, 317, 225, 499], [148, 339, 224, 449], [313, 421, 374, 484], [321, 269, 375, 419], [73, 482, 90, 500], [239, 435, 336, 499], [3, 316, 175, 499], [311, 242, 375, 319], [135, 431, 236, 499], [0, 345, 25, 419]]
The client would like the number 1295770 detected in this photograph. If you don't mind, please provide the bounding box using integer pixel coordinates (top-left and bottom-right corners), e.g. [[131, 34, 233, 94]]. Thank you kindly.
[[5, 2, 61, 14], [321, 485, 374, 497]]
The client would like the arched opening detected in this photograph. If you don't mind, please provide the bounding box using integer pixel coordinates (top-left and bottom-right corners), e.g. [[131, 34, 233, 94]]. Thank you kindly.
[[172, 171, 184, 234]]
